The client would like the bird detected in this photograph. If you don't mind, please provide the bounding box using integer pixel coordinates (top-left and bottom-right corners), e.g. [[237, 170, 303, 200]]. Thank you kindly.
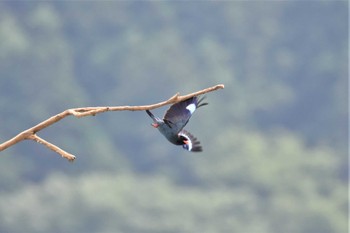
[[146, 96, 208, 152]]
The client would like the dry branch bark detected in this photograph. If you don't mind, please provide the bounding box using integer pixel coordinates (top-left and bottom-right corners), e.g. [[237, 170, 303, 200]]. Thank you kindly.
[[0, 84, 224, 161]]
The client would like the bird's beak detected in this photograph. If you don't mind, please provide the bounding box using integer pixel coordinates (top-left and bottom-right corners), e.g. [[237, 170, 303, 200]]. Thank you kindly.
[[151, 123, 159, 128]]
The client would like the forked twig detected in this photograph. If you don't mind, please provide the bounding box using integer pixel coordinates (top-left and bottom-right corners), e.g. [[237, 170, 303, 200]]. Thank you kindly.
[[0, 84, 224, 161]]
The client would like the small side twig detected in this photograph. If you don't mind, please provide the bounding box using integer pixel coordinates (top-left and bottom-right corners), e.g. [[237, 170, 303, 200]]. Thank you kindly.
[[28, 134, 76, 161], [0, 84, 224, 161]]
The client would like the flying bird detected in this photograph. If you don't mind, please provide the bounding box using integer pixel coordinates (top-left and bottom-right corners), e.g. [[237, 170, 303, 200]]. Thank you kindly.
[[146, 96, 208, 152]]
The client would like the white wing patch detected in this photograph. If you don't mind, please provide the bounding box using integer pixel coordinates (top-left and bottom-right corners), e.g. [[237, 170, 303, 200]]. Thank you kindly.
[[186, 103, 196, 114]]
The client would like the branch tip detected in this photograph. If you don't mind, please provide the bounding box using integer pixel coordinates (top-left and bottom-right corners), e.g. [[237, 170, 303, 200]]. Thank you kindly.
[[29, 134, 76, 162]]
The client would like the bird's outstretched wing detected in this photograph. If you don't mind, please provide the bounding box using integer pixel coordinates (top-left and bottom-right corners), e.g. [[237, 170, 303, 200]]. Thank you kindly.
[[178, 130, 203, 152], [163, 96, 207, 133]]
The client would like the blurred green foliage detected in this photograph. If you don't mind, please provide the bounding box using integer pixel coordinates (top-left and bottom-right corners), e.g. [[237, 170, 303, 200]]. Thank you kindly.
[[0, 1, 347, 233]]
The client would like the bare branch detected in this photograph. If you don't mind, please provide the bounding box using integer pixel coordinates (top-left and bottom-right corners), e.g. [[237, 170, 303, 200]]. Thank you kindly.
[[28, 134, 76, 162], [0, 84, 224, 161]]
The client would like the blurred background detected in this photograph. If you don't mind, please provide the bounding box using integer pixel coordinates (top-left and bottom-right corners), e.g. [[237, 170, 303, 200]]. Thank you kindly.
[[0, 1, 347, 233]]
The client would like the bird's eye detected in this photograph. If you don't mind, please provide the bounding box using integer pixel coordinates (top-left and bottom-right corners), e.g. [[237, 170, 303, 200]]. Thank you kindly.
[[179, 136, 187, 141]]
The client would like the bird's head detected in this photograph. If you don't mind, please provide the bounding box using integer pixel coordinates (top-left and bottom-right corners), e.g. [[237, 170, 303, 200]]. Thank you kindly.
[[178, 135, 191, 150], [178, 132, 202, 152], [182, 139, 191, 151]]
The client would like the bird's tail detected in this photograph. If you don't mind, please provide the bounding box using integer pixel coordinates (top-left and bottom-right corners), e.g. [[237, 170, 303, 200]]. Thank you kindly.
[[146, 110, 161, 122]]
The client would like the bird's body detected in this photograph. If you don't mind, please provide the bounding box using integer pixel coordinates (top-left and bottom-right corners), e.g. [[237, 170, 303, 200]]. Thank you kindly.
[[146, 96, 207, 152]]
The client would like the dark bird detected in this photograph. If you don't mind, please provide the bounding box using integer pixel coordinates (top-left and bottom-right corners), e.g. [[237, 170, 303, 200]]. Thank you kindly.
[[146, 96, 208, 152]]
